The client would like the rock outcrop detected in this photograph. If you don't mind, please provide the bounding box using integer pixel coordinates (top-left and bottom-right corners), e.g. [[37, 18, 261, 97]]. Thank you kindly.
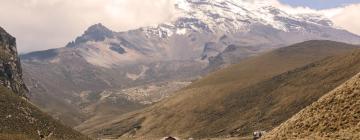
[[0, 27, 28, 97]]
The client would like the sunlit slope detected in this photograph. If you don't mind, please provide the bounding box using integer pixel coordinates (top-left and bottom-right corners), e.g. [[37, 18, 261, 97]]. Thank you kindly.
[[85, 40, 359, 139], [264, 72, 360, 139]]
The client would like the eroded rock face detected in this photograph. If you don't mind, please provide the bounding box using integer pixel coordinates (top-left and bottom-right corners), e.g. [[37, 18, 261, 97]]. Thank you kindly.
[[0, 27, 28, 97]]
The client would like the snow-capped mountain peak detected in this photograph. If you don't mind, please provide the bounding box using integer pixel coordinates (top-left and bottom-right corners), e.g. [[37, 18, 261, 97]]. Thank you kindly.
[[30, 0, 359, 69], [141, 0, 335, 39]]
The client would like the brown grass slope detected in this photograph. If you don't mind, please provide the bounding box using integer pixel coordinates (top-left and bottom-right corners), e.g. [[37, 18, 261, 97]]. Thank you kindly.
[[77, 40, 356, 135], [263, 72, 360, 140], [0, 86, 90, 140], [84, 40, 359, 139]]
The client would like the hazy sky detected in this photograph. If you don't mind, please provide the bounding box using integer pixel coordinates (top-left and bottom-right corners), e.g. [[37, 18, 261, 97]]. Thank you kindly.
[[0, 0, 359, 53], [280, 0, 360, 9]]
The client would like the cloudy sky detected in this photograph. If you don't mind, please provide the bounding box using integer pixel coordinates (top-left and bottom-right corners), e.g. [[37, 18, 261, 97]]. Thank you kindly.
[[0, 0, 359, 53]]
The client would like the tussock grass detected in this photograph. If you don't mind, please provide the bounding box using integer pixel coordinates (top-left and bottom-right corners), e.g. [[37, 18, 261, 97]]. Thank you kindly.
[[263, 72, 360, 140]]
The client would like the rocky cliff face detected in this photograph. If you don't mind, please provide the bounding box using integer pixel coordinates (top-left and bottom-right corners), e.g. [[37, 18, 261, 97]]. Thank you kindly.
[[0, 27, 27, 97], [0, 27, 89, 140]]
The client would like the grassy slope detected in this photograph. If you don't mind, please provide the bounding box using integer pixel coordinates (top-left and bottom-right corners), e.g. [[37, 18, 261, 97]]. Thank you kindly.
[[0, 86, 90, 140], [83, 40, 359, 139], [264, 72, 360, 140], [74, 96, 147, 133]]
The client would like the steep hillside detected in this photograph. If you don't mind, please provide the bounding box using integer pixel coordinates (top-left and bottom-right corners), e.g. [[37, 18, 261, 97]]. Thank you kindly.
[[264, 72, 360, 140], [0, 86, 89, 140], [21, 0, 360, 127], [79, 40, 360, 139], [0, 26, 89, 140]]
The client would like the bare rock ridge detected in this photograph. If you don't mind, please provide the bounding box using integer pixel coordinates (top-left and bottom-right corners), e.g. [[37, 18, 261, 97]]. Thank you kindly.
[[0, 26, 89, 140], [66, 23, 115, 48], [0, 27, 28, 97], [264, 71, 360, 139]]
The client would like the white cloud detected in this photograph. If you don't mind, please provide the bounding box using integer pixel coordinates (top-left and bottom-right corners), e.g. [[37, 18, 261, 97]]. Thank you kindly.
[[0, 0, 177, 52], [270, 0, 360, 36], [0, 0, 359, 53], [328, 4, 360, 35]]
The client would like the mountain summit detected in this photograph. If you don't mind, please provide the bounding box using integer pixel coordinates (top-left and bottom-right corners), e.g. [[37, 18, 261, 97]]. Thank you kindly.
[[66, 23, 114, 48], [169, 0, 341, 35]]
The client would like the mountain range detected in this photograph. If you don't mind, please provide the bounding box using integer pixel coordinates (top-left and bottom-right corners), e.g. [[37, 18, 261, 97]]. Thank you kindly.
[[20, 0, 360, 128], [1, 0, 360, 139]]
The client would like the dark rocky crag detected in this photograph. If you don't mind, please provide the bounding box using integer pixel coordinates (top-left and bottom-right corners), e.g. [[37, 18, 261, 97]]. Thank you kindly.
[[0, 27, 28, 96], [0, 26, 89, 140]]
